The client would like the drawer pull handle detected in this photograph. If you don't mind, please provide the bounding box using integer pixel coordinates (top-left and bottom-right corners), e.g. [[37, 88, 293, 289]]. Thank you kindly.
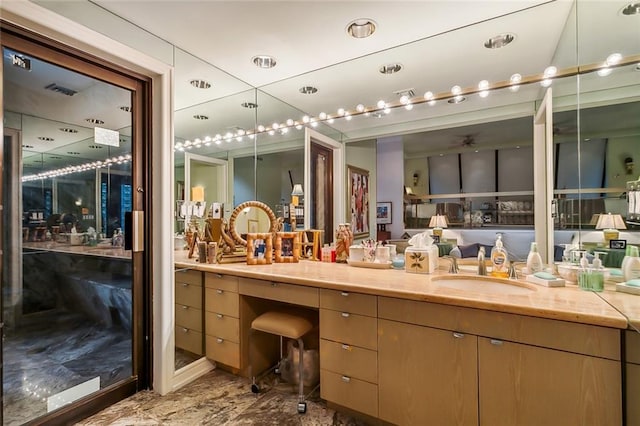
[[341, 375, 351, 383], [216, 314, 223, 319], [216, 274, 223, 278], [216, 338, 224, 344], [182, 328, 188, 333], [181, 305, 189, 310], [340, 291, 349, 297], [453, 332, 464, 339], [341, 312, 350, 318], [271, 282, 278, 287], [490, 339, 503, 346], [181, 283, 189, 287], [216, 289, 224, 294], [341, 344, 352, 351]]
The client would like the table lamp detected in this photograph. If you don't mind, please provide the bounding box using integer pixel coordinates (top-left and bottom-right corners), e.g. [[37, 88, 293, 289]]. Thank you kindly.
[[291, 184, 304, 206], [429, 214, 448, 238], [595, 212, 626, 244]]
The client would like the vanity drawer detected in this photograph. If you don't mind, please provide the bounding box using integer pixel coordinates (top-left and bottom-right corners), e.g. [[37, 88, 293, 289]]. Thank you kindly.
[[205, 287, 239, 317], [321, 369, 378, 418], [205, 311, 240, 343], [175, 282, 203, 308], [175, 304, 203, 332], [320, 338, 377, 384], [239, 278, 319, 308], [320, 289, 377, 317], [175, 326, 203, 355], [175, 269, 202, 286], [320, 309, 378, 351], [206, 335, 240, 368], [205, 272, 239, 293]]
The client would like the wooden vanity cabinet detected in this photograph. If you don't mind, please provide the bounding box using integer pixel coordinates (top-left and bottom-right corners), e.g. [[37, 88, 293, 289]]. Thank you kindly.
[[627, 330, 640, 426], [175, 269, 203, 355], [378, 296, 622, 426], [319, 289, 378, 418], [378, 319, 478, 425], [204, 272, 240, 368]]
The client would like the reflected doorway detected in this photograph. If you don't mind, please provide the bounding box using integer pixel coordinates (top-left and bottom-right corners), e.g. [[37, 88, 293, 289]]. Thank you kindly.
[[310, 143, 333, 244]]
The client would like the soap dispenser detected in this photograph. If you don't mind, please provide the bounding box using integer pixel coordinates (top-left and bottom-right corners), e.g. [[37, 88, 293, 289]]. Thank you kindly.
[[623, 246, 640, 282], [491, 235, 508, 278], [526, 242, 544, 274]]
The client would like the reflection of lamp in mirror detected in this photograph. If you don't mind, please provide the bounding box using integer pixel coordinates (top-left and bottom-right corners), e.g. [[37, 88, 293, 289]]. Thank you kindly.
[[413, 172, 419, 186], [625, 157, 634, 175], [291, 184, 304, 206], [596, 212, 626, 244], [429, 214, 448, 238], [291, 184, 304, 230]]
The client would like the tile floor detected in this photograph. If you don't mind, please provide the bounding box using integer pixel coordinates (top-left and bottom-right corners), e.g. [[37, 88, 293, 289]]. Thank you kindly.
[[76, 369, 367, 425]]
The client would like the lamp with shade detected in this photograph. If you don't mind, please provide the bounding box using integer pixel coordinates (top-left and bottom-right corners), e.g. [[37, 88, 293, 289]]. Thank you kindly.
[[595, 213, 626, 244], [291, 184, 304, 206], [429, 214, 448, 239], [290, 184, 304, 230]]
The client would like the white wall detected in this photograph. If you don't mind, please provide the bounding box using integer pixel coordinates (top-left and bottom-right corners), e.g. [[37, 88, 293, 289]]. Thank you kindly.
[[377, 136, 404, 239]]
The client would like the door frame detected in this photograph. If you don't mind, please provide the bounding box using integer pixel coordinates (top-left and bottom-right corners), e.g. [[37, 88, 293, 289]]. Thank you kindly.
[[533, 88, 554, 263], [304, 128, 345, 229], [1, 1, 173, 422]]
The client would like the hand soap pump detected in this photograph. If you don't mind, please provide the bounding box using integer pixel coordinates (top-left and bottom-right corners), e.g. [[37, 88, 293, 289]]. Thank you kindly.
[[526, 242, 544, 274], [491, 235, 509, 278], [623, 246, 640, 282]]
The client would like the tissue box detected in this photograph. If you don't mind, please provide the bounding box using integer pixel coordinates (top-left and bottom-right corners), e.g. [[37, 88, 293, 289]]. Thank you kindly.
[[405, 246, 438, 274]]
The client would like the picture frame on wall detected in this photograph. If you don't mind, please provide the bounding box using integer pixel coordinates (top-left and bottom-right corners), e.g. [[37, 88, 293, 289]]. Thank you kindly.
[[610, 239, 627, 250], [376, 201, 392, 225], [348, 165, 370, 238]]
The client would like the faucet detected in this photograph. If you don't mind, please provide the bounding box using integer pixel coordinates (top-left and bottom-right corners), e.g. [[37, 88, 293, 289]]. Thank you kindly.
[[443, 255, 459, 274], [477, 246, 487, 276]]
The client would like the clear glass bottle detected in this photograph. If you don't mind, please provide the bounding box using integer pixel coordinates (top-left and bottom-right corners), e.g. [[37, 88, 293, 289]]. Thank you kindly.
[[490, 235, 508, 278]]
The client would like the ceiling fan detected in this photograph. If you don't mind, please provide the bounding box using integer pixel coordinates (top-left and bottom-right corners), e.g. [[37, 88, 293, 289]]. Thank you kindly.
[[452, 134, 478, 148]]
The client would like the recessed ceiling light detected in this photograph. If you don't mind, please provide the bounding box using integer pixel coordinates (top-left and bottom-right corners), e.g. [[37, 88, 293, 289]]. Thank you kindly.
[[448, 96, 466, 104], [189, 79, 211, 89], [49, 155, 62, 159], [67, 151, 81, 155], [22, 144, 34, 149], [85, 118, 104, 125], [252, 55, 277, 69], [119, 106, 132, 112], [299, 86, 318, 95], [193, 115, 209, 120], [241, 102, 258, 109], [346, 18, 377, 38], [88, 144, 103, 149], [38, 136, 54, 141], [59, 127, 78, 133], [621, 2, 640, 15], [379, 63, 403, 75], [484, 33, 515, 49]]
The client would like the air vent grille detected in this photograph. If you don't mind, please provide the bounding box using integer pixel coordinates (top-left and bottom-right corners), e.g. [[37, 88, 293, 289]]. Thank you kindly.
[[45, 83, 77, 97]]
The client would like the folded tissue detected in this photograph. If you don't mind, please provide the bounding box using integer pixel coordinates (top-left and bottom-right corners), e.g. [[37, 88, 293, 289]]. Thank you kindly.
[[405, 232, 439, 274]]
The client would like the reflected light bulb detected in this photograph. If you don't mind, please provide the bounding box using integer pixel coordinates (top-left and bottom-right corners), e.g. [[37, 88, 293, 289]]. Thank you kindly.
[[302, 115, 310, 123], [377, 100, 386, 109], [540, 79, 552, 87], [286, 118, 294, 126], [597, 67, 612, 77], [405, 103, 413, 110], [337, 108, 345, 116], [356, 104, 365, 112], [424, 91, 434, 101], [451, 85, 462, 95], [479, 90, 489, 98], [319, 112, 327, 120], [399, 95, 409, 105], [606, 53, 622, 66], [543, 66, 557, 78]]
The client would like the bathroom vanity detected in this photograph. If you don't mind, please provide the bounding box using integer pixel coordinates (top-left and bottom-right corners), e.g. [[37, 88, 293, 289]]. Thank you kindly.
[[175, 252, 634, 425]]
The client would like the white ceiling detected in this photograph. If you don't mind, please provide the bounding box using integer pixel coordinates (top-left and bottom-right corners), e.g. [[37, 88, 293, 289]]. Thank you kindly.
[[4, 0, 640, 171]]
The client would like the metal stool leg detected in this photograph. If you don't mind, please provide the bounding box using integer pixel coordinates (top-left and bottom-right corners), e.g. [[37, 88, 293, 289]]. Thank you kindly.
[[296, 337, 307, 414]]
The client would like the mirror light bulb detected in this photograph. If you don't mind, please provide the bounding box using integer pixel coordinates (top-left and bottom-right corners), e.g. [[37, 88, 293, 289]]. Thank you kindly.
[[319, 112, 327, 120], [510, 73, 522, 84], [345, 113, 352, 120], [272, 122, 279, 130], [286, 118, 294, 126], [479, 90, 489, 98], [405, 103, 413, 110], [478, 80, 489, 90], [268, 130, 275, 136], [428, 100, 436, 106], [302, 115, 310, 123], [606, 53, 622, 66], [356, 104, 365, 112], [328, 118, 335, 124], [295, 124, 303, 130], [597, 67, 612, 77], [424, 91, 434, 101], [543, 66, 557, 78], [451, 85, 462, 95], [376, 100, 386, 109], [257, 125, 265, 132], [384, 107, 391, 114], [400, 95, 409, 105], [337, 108, 345, 116], [540, 78, 552, 87]]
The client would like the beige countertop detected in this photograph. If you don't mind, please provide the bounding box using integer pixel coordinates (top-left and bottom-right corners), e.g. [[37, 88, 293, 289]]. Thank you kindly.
[[174, 251, 632, 329], [23, 241, 131, 259]]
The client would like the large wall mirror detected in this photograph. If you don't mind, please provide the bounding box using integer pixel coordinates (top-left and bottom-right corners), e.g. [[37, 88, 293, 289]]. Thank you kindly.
[[35, 0, 640, 384]]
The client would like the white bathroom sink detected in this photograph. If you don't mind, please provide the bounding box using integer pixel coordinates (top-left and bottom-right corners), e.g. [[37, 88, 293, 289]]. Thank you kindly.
[[431, 275, 537, 295]]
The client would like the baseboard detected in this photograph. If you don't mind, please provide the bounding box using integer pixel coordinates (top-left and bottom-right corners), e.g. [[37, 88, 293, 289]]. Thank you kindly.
[[172, 357, 215, 391]]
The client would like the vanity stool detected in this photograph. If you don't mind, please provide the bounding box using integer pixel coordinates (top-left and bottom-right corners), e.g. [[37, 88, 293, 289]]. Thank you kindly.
[[249, 308, 315, 414]]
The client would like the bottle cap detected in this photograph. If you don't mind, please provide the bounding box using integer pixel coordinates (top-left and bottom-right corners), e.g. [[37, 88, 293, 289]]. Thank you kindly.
[[530, 242, 538, 252]]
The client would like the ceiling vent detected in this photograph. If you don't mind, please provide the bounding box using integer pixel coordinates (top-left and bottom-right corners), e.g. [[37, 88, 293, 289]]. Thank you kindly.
[[393, 88, 416, 98], [45, 83, 77, 96]]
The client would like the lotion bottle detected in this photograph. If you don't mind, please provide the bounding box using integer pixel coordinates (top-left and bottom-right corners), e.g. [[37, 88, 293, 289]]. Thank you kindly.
[[623, 246, 640, 282], [526, 242, 544, 274], [491, 235, 509, 278], [621, 245, 632, 274]]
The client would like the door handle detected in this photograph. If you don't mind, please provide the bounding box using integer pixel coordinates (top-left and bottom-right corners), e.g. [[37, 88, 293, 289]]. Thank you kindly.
[[124, 211, 144, 252]]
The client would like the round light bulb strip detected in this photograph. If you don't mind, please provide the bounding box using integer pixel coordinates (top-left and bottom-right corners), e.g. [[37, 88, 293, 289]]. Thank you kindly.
[[22, 154, 132, 182], [174, 53, 640, 152]]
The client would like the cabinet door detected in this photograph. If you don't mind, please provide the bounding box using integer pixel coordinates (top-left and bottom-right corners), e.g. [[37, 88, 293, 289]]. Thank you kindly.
[[478, 337, 621, 426], [378, 319, 478, 426]]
